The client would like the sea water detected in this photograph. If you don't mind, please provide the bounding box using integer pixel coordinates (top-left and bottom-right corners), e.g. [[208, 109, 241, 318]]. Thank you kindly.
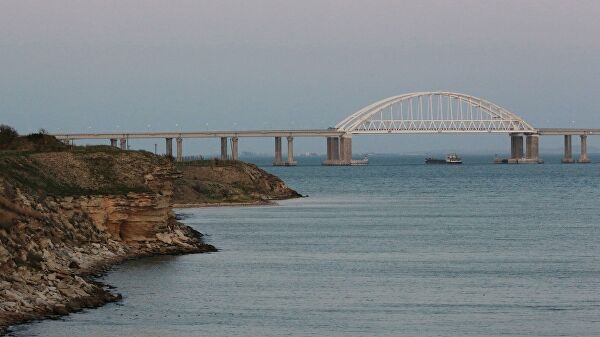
[[9, 155, 600, 336]]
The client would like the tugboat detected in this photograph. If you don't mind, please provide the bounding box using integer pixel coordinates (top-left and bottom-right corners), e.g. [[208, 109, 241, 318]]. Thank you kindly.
[[425, 153, 462, 164]]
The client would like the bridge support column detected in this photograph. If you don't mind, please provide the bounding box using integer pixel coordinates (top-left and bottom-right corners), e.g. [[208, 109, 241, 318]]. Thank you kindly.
[[176, 137, 183, 162], [562, 135, 574, 163], [165, 138, 173, 158], [322, 137, 341, 166], [578, 135, 591, 163], [525, 134, 540, 163], [286, 136, 297, 166], [273, 137, 284, 165], [326, 137, 333, 161], [110, 138, 117, 147], [509, 134, 523, 163], [231, 137, 239, 161], [332, 137, 340, 161], [220, 137, 228, 160], [325, 137, 341, 161], [340, 134, 352, 164], [119, 138, 127, 150]]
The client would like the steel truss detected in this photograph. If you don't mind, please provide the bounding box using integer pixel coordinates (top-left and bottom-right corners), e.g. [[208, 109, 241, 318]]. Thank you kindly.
[[336, 92, 536, 134]]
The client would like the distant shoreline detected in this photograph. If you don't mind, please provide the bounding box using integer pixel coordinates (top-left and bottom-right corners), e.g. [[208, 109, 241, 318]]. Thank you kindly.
[[173, 200, 275, 208]]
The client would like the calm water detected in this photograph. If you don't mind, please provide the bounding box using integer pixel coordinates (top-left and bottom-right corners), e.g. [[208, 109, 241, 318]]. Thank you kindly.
[[10, 155, 600, 336]]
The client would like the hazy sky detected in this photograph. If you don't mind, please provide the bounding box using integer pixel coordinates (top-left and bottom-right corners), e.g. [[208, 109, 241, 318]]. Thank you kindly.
[[2, 0, 600, 155]]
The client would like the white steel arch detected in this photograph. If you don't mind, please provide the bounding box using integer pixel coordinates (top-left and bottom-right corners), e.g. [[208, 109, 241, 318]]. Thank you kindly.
[[336, 92, 536, 134]]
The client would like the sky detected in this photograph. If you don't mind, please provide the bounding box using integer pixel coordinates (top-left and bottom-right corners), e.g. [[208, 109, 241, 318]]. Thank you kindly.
[[1, 0, 600, 155]]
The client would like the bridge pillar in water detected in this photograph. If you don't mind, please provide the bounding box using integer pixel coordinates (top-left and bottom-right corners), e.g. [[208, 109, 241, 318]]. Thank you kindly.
[[165, 138, 173, 158], [286, 136, 297, 166], [273, 137, 284, 165], [509, 134, 523, 162], [322, 137, 341, 166], [176, 137, 183, 162], [110, 138, 117, 147], [562, 135, 574, 163], [332, 137, 340, 160], [525, 134, 540, 163], [119, 138, 127, 150], [578, 135, 591, 163], [220, 137, 228, 160], [231, 137, 239, 161], [340, 134, 352, 164], [325, 137, 340, 161]]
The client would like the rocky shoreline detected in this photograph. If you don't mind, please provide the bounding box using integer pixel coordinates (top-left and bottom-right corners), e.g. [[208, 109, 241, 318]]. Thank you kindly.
[[0, 222, 216, 336], [0, 133, 301, 335], [0, 138, 305, 336], [0, 147, 219, 335]]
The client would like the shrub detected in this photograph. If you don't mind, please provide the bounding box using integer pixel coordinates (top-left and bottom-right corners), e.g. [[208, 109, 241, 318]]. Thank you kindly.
[[0, 124, 18, 146]]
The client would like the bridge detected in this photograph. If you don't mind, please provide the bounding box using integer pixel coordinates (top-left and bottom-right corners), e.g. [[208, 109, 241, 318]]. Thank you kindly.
[[53, 91, 598, 165]]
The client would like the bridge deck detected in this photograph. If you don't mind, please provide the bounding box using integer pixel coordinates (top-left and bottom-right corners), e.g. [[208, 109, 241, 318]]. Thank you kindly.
[[52, 128, 600, 140], [53, 129, 344, 140], [537, 128, 600, 135]]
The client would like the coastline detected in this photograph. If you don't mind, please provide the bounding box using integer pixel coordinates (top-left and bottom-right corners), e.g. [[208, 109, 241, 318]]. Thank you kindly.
[[0, 222, 216, 336], [0, 143, 300, 335], [173, 200, 275, 208]]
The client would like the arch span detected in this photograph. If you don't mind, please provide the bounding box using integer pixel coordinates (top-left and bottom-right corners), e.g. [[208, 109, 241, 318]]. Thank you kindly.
[[336, 92, 536, 134]]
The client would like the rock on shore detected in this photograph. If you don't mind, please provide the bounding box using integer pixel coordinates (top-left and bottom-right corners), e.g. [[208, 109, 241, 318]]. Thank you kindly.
[[0, 147, 216, 334]]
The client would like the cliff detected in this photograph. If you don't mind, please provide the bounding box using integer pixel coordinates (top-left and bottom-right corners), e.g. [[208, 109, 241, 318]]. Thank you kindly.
[[0, 146, 216, 333], [172, 159, 302, 206]]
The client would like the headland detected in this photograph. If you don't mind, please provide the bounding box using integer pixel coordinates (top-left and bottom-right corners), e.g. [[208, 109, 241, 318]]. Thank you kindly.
[[0, 127, 300, 334]]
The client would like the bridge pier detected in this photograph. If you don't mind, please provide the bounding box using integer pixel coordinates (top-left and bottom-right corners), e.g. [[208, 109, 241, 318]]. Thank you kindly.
[[165, 138, 173, 158], [322, 135, 361, 166], [509, 134, 523, 162], [272, 137, 283, 165], [273, 136, 296, 166], [562, 135, 574, 163], [340, 134, 352, 164], [508, 134, 541, 163], [578, 135, 591, 163], [326, 137, 333, 161], [287, 136, 296, 165], [110, 138, 117, 147], [119, 138, 127, 150], [323, 137, 337, 165], [231, 137, 239, 161], [176, 137, 183, 162], [220, 137, 228, 160], [325, 137, 341, 162], [525, 134, 540, 163], [332, 137, 340, 161]]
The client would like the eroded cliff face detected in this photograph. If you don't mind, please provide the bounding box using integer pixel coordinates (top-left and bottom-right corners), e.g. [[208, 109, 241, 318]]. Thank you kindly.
[[72, 167, 180, 242], [0, 149, 215, 333]]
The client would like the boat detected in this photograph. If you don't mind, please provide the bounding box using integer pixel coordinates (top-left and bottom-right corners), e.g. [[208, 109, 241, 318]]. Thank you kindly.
[[425, 153, 462, 164]]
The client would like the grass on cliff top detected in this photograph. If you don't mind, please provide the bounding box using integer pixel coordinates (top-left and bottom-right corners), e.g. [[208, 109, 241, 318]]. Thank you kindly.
[[0, 131, 170, 197], [0, 145, 162, 197], [0, 154, 151, 197]]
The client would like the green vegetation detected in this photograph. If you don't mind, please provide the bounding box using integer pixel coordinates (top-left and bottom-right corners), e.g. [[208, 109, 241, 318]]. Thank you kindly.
[[0, 126, 167, 197], [2, 157, 151, 196]]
